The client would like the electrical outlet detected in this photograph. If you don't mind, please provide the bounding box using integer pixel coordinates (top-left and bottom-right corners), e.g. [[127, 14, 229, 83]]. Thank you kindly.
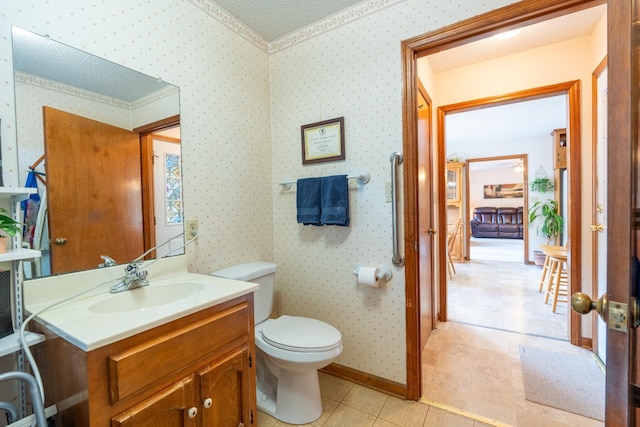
[[186, 219, 198, 240]]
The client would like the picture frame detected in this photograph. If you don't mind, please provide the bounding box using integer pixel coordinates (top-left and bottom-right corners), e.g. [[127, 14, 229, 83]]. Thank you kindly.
[[483, 183, 524, 199], [301, 117, 345, 164]]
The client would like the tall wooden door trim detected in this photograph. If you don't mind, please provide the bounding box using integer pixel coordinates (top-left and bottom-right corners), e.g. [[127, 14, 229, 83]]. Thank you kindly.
[[434, 81, 582, 343], [401, 0, 602, 401]]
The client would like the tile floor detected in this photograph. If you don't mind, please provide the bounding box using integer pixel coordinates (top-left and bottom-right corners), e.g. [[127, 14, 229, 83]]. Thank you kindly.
[[259, 239, 605, 426], [257, 371, 493, 426]]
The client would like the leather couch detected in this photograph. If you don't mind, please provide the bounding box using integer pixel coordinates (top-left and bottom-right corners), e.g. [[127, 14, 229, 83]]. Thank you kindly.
[[470, 207, 524, 239]]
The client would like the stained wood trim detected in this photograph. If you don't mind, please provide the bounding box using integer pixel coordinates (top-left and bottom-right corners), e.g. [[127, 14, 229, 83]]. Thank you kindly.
[[401, 0, 601, 401], [321, 363, 406, 399], [435, 81, 582, 342], [401, 40, 421, 401], [133, 115, 180, 134]]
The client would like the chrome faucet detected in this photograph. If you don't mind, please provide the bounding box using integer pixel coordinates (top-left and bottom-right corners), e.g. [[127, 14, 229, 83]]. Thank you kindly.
[[99, 255, 117, 268], [110, 261, 149, 293]]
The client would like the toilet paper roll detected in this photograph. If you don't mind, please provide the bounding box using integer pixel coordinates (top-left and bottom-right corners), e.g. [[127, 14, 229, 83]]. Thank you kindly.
[[358, 266, 380, 288]]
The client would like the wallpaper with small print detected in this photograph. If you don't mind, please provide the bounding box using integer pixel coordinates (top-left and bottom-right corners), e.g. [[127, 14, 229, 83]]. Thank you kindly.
[[0, 0, 515, 409]]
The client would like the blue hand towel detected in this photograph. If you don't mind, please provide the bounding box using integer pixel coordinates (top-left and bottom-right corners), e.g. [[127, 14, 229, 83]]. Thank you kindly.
[[320, 175, 349, 226], [296, 177, 321, 225]]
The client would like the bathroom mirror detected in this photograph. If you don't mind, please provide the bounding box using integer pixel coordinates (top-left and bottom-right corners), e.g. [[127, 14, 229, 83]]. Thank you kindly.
[[11, 26, 182, 278]]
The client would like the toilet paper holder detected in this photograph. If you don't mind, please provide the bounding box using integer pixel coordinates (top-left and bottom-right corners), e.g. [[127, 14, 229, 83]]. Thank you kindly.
[[352, 264, 393, 282]]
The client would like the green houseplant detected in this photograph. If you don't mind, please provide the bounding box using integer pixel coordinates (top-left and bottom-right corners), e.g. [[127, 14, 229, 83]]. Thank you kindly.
[[0, 208, 22, 254], [529, 177, 554, 193], [528, 199, 563, 244]]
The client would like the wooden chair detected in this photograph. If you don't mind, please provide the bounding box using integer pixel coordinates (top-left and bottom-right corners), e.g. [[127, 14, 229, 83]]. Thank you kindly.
[[447, 218, 462, 279]]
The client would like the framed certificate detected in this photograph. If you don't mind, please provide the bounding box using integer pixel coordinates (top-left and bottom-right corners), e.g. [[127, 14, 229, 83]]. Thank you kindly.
[[301, 117, 345, 164]]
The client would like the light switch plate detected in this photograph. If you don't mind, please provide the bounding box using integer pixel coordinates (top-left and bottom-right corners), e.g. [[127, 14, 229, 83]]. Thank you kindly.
[[385, 181, 392, 203]]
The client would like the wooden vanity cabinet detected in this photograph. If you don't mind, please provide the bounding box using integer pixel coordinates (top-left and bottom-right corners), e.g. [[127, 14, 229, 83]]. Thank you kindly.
[[31, 294, 256, 427]]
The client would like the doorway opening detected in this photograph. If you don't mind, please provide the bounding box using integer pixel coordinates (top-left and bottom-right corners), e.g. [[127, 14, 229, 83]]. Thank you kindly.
[[401, 0, 605, 403]]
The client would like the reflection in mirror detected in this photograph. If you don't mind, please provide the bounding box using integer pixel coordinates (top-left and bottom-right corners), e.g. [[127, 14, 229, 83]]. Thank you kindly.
[[11, 26, 182, 278]]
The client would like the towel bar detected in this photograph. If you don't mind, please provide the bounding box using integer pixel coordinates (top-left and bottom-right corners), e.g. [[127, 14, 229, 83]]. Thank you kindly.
[[278, 171, 370, 190]]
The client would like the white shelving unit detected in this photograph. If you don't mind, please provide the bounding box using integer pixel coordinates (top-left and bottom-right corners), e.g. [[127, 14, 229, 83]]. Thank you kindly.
[[0, 187, 43, 418]]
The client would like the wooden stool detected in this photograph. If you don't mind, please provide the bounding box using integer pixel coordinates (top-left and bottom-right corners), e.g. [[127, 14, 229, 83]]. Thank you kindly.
[[544, 253, 568, 313], [538, 245, 567, 293], [537, 254, 552, 292]]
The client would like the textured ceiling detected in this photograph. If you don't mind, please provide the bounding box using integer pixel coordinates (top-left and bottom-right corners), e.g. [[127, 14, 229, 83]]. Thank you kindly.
[[12, 27, 175, 103], [212, 0, 365, 41]]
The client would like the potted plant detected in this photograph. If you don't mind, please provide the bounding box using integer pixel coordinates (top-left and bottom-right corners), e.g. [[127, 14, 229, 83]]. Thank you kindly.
[[529, 177, 554, 193], [0, 208, 22, 254], [529, 199, 563, 242]]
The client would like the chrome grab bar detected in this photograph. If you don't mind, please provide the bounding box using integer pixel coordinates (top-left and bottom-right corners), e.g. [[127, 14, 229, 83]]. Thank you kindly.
[[390, 152, 404, 267]]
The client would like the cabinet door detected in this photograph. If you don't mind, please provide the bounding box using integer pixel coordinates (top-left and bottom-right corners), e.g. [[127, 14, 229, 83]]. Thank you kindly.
[[198, 345, 253, 427], [112, 375, 198, 427]]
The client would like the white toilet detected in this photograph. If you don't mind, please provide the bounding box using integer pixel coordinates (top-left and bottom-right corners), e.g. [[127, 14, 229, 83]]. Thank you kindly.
[[211, 262, 343, 425]]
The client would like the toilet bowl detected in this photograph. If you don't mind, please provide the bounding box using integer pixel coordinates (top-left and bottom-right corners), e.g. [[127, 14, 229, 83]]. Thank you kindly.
[[211, 262, 343, 425]]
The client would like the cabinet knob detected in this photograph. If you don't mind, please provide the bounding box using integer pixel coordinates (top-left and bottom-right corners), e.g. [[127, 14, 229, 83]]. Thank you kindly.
[[203, 397, 212, 409], [187, 407, 198, 418]]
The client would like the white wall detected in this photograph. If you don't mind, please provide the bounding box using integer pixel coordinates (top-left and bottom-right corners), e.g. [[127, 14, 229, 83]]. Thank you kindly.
[[269, 0, 515, 383], [0, 0, 520, 397]]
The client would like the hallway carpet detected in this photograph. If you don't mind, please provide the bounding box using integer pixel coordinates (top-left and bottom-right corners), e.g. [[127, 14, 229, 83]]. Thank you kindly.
[[519, 345, 604, 421]]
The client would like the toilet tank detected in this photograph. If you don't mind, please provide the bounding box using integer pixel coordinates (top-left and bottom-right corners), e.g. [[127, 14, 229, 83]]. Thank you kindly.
[[210, 261, 276, 324]]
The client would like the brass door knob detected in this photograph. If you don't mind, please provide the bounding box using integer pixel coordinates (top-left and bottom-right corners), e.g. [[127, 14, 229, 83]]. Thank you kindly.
[[54, 237, 68, 245], [571, 292, 607, 322], [428, 228, 437, 235]]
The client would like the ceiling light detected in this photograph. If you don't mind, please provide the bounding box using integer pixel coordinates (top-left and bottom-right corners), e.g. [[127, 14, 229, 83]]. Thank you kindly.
[[493, 29, 521, 40]]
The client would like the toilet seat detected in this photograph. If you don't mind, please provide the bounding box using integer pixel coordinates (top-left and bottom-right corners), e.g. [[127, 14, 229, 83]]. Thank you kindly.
[[261, 315, 342, 353]]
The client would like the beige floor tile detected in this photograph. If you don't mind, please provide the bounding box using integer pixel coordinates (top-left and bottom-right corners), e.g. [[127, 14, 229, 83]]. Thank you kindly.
[[422, 407, 475, 427], [563, 412, 604, 427], [257, 410, 278, 427], [323, 403, 377, 427], [463, 394, 517, 426], [378, 396, 429, 426], [311, 397, 340, 426], [319, 371, 354, 401], [341, 384, 389, 416], [373, 418, 401, 426]]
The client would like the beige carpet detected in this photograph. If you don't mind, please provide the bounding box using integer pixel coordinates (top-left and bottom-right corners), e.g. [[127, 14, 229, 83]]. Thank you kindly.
[[519, 345, 605, 421]]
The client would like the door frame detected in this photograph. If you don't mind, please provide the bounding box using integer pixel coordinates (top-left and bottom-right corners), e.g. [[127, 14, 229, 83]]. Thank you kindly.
[[401, 0, 603, 402], [436, 83, 581, 330], [464, 153, 529, 263]]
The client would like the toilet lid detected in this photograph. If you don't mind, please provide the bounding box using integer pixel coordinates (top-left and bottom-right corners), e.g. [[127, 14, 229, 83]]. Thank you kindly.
[[261, 315, 342, 353]]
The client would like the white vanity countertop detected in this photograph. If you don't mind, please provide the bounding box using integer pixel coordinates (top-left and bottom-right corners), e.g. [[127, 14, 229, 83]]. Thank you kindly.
[[24, 256, 258, 351]]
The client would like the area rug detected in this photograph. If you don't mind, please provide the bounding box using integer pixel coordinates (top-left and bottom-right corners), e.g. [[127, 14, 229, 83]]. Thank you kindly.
[[518, 345, 604, 421]]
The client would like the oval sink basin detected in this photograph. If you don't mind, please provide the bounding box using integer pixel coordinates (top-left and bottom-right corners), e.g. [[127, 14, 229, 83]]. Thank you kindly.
[[89, 282, 205, 313]]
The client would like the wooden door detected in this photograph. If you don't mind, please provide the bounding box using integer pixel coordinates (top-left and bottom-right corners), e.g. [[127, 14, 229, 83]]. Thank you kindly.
[[417, 80, 435, 350], [111, 376, 197, 427], [603, 1, 639, 424], [198, 346, 253, 427], [43, 107, 144, 274]]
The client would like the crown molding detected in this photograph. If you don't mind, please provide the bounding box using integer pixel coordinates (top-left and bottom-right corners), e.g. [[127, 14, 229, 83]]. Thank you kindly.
[[15, 71, 179, 110], [188, 0, 269, 52], [190, 0, 404, 54], [268, 0, 404, 53]]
